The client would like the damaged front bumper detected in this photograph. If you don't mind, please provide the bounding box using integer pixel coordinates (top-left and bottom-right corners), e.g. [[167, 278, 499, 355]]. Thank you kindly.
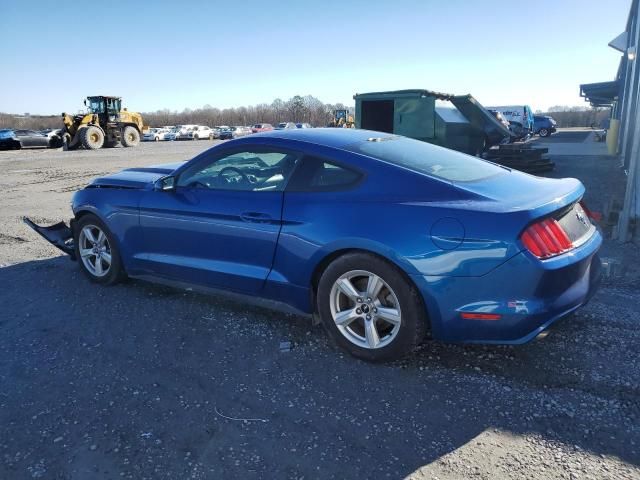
[[23, 217, 76, 260]]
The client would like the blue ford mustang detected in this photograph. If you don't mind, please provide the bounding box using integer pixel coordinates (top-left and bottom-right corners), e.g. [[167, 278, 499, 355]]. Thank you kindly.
[[26, 128, 602, 361]]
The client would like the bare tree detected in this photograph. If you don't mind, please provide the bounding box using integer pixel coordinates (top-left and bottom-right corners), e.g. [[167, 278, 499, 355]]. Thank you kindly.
[[1, 94, 355, 130]]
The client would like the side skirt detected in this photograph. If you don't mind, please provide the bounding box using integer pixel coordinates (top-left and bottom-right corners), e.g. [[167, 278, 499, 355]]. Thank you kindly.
[[131, 273, 312, 319]]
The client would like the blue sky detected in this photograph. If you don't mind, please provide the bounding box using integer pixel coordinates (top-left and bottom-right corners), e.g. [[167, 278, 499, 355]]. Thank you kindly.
[[0, 0, 631, 114]]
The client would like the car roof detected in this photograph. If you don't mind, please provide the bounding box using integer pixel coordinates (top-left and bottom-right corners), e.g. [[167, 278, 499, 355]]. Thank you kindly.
[[246, 127, 392, 149]]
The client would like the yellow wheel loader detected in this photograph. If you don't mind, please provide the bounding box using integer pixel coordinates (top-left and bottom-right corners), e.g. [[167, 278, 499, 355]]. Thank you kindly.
[[329, 109, 355, 128], [61, 96, 148, 150]]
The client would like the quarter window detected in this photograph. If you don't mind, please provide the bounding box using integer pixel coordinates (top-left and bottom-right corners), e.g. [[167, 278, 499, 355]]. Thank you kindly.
[[287, 156, 362, 191]]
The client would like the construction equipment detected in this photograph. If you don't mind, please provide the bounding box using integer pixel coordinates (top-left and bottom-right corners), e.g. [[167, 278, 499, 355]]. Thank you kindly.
[[329, 109, 355, 128], [61, 96, 147, 150]]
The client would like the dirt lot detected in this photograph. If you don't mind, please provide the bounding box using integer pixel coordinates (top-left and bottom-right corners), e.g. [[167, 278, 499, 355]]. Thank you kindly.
[[1, 137, 639, 479]]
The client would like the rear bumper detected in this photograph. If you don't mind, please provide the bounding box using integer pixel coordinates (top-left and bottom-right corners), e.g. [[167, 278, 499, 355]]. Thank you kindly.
[[412, 229, 602, 344]]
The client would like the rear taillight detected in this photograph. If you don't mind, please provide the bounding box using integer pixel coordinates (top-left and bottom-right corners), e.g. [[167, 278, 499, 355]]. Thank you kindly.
[[521, 218, 573, 259], [580, 201, 602, 222]]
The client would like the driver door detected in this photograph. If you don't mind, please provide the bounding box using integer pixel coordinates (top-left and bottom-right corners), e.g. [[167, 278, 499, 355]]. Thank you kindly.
[[137, 147, 300, 293]]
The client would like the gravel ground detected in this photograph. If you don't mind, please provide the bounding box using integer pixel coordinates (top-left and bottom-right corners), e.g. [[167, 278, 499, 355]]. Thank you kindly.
[[0, 139, 639, 479]]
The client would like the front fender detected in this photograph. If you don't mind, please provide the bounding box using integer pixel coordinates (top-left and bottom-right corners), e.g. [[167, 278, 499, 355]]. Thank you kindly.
[[72, 189, 143, 272]]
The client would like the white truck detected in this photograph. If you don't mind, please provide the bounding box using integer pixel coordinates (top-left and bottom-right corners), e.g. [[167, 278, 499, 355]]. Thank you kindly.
[[485, 105, 535, 139]]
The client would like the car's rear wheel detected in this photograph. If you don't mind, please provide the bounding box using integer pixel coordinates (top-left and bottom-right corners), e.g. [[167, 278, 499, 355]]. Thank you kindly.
[[539, 128, 550, 137], [49, 135, 63, 148], [317, 252, 427, 362], [75, 214, 125, 285]]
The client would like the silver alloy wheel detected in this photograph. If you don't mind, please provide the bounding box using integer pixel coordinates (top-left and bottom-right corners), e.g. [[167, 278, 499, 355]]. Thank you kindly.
[[329, 270, 402, 349], [78, 224, 111, 277]]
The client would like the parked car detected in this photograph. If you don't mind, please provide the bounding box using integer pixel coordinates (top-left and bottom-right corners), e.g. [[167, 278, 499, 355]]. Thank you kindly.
[[252, 123, 273, 133], [276, 122, 297, 130], [180, 126, 213, 140], [26, 128, 602, 362], [218, 127, 233, 140], [143, 128, 167, 142], [279, 122, 298, 129], [39, 128, 63, 139], [164, 128, 180, 141], [176, 125, 197, 140], [485, 105, 535, 138], [0, 129, 55, 149], [231, 126, 252, 138], [534, 115, 557, 137], [296, 123, 312, 129]]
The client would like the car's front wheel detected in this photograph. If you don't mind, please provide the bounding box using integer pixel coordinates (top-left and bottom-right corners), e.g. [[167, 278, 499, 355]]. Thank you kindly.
[[539, 128, 550, 137], [317, 252, 427, 362], [122, 126, 140, 147], [74, 214, 125, 285]]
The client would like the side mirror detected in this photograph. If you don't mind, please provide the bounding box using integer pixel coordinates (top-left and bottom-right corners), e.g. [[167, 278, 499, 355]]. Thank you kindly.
[[156, 176, 176, 192]]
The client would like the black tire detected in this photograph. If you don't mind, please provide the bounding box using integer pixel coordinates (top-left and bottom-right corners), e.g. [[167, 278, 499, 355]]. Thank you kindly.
[[80, 126, 105, 150], [49, 135, 63, 148], [539, 128, 550, 137], [317, 252, 428, 362], [74, 214, 125, 285], [154, 136, 159, 142], [193, 135, 199, 141], [122, 126, 140, 147]]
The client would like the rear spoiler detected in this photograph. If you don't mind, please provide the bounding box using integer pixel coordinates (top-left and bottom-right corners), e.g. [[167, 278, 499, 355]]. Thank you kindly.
[[23, 217, 76, 260]]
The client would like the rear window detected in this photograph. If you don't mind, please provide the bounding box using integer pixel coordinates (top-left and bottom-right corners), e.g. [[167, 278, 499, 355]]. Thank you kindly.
[[346, 136, 505, 182]]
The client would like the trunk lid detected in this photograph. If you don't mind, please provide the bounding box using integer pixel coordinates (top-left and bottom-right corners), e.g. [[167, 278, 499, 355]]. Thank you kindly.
[[453, 169, 585, 219]]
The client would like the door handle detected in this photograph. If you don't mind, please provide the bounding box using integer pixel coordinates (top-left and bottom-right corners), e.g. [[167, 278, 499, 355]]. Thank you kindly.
[[240, 212, 273, 223]]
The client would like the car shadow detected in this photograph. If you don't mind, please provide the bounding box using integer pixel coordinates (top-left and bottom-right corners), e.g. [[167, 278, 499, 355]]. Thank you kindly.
[[0, 256, 638, 478]]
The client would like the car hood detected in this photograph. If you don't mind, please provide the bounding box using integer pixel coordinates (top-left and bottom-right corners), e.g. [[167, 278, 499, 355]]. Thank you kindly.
[[90, 162, 186, 189]]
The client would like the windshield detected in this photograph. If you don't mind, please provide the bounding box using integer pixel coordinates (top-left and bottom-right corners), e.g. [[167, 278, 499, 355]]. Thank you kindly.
[[346, 136, 506, 182], [87, 97, 120, 114], [87, 97, 105, 114]]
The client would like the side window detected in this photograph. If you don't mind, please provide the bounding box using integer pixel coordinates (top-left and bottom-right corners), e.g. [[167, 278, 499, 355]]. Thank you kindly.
[[287, 156, 362, 192], [177, 149, 299, 192]]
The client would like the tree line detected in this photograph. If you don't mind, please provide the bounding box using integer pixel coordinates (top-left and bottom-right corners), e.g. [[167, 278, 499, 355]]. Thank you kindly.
[[0, 95, 350, 130], [0, 96, 610, 131], [537, 106, 610, 128]]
